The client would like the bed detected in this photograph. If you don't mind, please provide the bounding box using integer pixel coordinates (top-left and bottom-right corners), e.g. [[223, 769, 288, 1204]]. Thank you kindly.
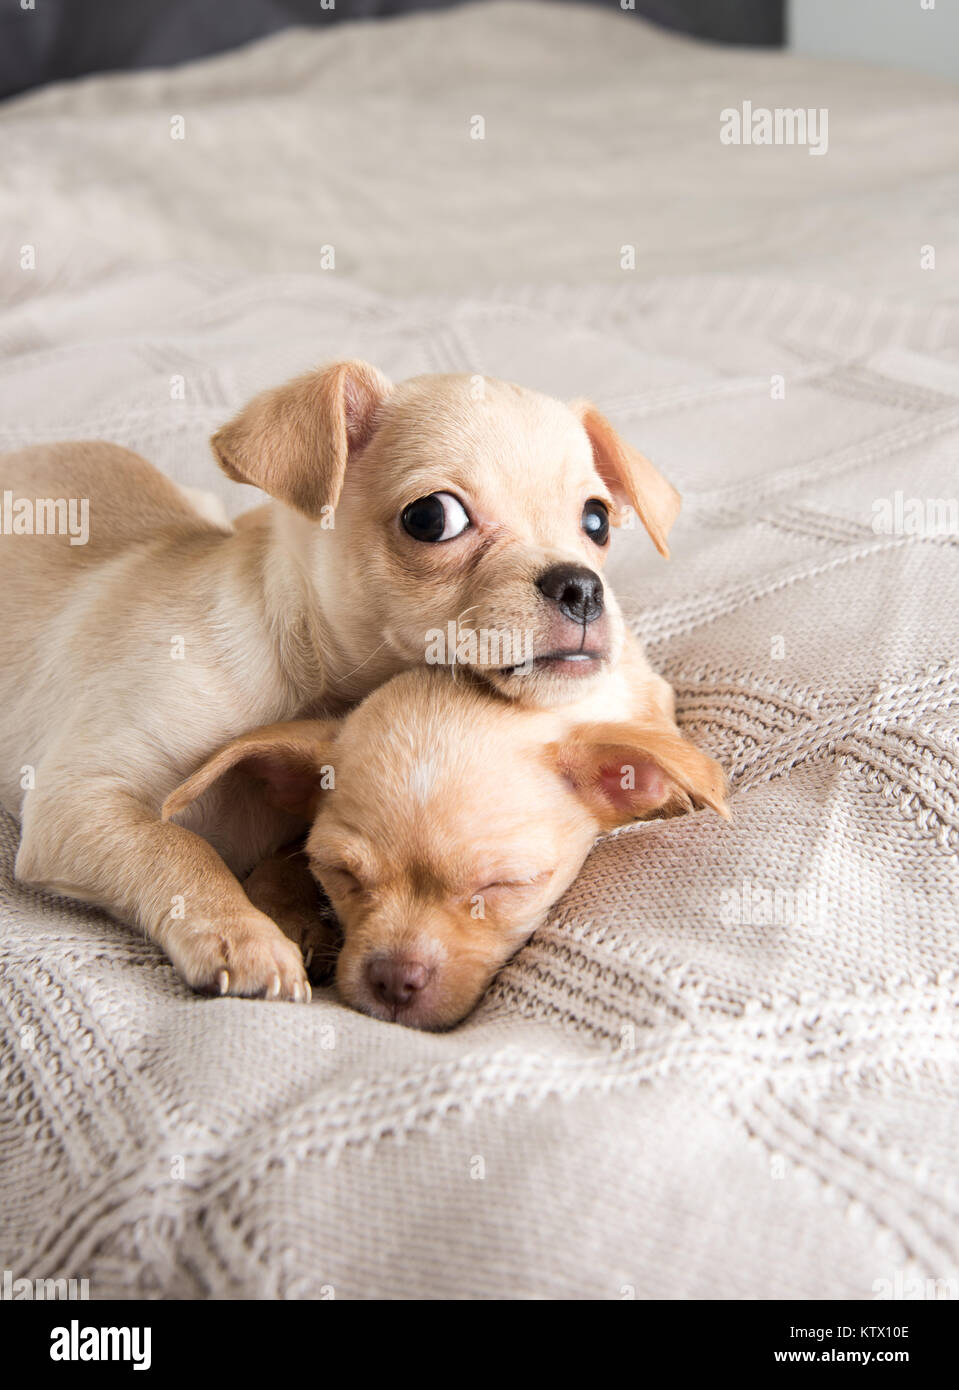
[[1, 1, 957, 1299]]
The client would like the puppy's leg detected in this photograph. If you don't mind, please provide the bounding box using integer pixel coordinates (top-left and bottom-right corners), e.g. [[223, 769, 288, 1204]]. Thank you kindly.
[[16, 787, 310, 1000], [244, 846, 341, 985]]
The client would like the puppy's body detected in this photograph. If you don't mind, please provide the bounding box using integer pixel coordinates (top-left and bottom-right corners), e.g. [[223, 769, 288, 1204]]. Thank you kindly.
[[0, 363, 694, 998], [0, 444, 316, 838]]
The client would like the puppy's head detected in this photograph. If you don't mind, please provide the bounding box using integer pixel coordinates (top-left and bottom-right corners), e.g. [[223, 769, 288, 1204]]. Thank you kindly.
[[167, 670, 725, 1030], [212, 363, 679, 706]]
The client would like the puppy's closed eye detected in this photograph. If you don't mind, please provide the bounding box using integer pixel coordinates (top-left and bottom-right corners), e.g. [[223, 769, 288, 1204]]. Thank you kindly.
[[476, 869, 554, 895], [316, 864, 364, 896]]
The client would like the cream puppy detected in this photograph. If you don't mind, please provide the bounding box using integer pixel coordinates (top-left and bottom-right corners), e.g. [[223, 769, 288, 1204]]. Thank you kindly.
[[166, 667, 727, 1029], [0, 362, 682, 999]]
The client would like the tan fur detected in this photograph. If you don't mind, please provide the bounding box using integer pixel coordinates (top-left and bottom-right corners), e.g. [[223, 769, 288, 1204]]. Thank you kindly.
[[211, 360, 393, 518], [174, 669, 727, 1029], [552, 721, 729, 829], [0, 362, 698, 999], [572, 403, 682, 558]]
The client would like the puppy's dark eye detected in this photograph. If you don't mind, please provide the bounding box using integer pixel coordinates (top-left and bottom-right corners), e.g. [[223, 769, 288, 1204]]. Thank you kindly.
[[401, 492, 471, 543], [582, 499, 610, 546]]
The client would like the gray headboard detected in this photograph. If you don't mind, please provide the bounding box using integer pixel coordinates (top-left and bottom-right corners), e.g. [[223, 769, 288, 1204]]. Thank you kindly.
[[0, 0, 784, 101]]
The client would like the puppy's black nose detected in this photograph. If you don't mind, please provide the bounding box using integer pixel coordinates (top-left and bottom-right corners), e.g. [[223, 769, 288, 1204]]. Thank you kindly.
[[536, 564, 604, 624], [367, 955, 431, 1008]]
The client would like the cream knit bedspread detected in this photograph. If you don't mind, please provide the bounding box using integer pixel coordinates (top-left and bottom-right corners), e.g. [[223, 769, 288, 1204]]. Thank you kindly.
[[0, 3, 957, 1299]]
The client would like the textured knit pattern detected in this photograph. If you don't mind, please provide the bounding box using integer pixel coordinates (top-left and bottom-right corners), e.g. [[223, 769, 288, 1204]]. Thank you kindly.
[[0, 4, 957, 1299]]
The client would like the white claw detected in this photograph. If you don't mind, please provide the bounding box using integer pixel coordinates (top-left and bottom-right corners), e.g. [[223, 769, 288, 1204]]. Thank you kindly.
[[217, 970, 230, 995], [305, 980, 312, 1004], [269, 972, 281, 999]]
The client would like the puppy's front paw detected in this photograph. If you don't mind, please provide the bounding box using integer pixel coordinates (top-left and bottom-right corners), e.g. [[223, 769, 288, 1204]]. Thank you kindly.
[[167, 914, 312, 1002]]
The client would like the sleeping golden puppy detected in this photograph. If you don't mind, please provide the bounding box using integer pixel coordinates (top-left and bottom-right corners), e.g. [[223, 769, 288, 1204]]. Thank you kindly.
[[0, 360, 693, 999], [165, 666, 727, 1029]]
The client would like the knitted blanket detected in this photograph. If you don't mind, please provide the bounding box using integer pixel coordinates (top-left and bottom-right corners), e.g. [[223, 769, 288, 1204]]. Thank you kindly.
[[1, 3, 957, 1299]]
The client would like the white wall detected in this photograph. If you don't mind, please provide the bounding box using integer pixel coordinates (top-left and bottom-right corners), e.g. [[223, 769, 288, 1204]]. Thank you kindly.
[[789, 0, 959, 82]]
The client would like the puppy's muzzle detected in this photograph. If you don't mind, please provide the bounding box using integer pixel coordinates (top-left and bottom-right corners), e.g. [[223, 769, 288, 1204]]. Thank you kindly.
[[536, 563, 604, 624]]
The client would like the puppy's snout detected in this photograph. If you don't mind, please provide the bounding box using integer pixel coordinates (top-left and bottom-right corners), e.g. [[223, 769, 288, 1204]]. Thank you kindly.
[[366, 954, 432, 1008], [536, 564, 604, 624]]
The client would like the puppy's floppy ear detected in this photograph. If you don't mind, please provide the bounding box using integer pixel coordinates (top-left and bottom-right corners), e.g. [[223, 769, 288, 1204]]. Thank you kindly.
[[571, 402, 681, 558], [162, 719, 341, 823], [550, 720, 728, 832], [211, 360, 393, 518]]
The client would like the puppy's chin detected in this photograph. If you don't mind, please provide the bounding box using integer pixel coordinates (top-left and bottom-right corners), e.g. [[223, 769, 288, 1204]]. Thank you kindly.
[[338, 980, 481, 1032], [479, 653, 610, 707], [349, 995, 465, 1032]]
